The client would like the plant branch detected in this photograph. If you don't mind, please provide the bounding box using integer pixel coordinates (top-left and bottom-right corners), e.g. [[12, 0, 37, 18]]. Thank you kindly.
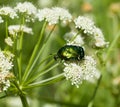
[[105, 31, 120, 62], [88, 74, 102, 107], [23, 73, 64, 89], [22, 21, 47, 83], [25, 62, 59, 85]]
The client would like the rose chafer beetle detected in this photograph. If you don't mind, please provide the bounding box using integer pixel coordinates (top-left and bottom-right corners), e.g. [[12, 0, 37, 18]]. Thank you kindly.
[[54, 45, 85, 61]]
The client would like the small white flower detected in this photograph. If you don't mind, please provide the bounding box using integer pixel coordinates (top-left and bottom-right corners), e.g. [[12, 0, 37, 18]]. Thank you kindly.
[[5, 37, 13, 47], [63, 56, 100, 88], [0, 50, 13, 92], [8, 25, 33, 36], [3, 80, 10, 91], [15, 2, 37, 22], [74, 16, 95, 35], [0, 16, 4, 23], [0, 50, 13, 72], [64, 31, 84, 46], [52, 7, 72, 23], [37, 8, 53, 22], [3, 51, 14, 62], [37, 7, 72, 25], [0, 6, 18, 19], [0, 72, 12, 92], [93, 27, 109, 48]]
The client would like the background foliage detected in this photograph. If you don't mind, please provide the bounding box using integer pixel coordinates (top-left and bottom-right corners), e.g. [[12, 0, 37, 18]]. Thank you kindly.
[[0, 0, 120, 107]]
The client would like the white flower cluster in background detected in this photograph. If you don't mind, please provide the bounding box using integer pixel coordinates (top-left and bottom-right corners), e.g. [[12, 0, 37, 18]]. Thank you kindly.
[[74, 16, 95, 34], [36, 7, 72, 25], [0, 6, 18, 19], [14, 2, 37, 22], [93, 28, 109, 48], [64, 56, 100, 88], [5, 37, 14, 47], [64, 31, 84, 46], [74, 16, 108, 48], [8, 25, 33, 36], [74, 16, 95, 35], [0, 50, 14, 92]]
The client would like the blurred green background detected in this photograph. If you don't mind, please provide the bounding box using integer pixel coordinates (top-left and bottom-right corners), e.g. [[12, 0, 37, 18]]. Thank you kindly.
[[0, 0, 120, 107]]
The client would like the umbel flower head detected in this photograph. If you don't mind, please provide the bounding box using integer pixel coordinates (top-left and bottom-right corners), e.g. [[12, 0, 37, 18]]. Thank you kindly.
[[74, 16, 95, 35], [8, 25, 33, 36], [5, 37, 14, 47], [0, 50, 14, 92], [15, 2, 37, 22], [36, 7, 72, 25], [74, 16, 108, 48], [63, 56, 100, 88], [0, 6, 18, 19], [93, 27, 109, 48]]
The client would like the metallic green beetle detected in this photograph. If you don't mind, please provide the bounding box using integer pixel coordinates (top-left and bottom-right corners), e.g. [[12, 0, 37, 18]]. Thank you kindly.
[[54, 45, 85, 61]]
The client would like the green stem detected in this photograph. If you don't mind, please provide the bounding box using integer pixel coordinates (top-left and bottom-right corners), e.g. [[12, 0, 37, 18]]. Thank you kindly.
[[13, 35, 19, 77], [44, 25, 56, 43], [23, 73, 64, 89], [27, 24, 56, 72], [17, 37, 21, 80], [69, 31, 80, 42], [105, 31, 120, 62], [27, 24, 56, 74], [13, 81, 29, 107], [25, 62, 59, 85], [112, 16, 119, 36], [5, 18, 8, 38], [88, 74, 102, 107], [26, 59, 54, 83], [22, 21, 47, 83], [19, 94, 29, 107], [18, 33, 23, 81], [17, 17, 25, 82], [25, 37, 53, 80], [22, 23, 55, 84]]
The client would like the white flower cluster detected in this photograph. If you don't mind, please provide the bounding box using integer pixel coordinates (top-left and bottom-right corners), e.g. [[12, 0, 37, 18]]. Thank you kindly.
[[0, 2, 72, 25], [64, 56, 100, 88], [74, 16, 95, 35], [74, 16, 108, 48], [64, 31, 84, 46], [5, 37, 13, 47], [36, 7, 72, 25], [0, 6, 18, 19], [15, 2, 37, 22], [0, 50, 14, 92], [93, 28, 109, 48], [8, 25, 33, 36]]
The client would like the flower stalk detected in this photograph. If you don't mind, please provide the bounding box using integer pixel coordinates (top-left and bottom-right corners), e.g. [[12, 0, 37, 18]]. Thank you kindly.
[[22, 21, 47, 83], [19, 94, 29, 107], [17, 16, 25, 82], [25, 62, 59, 85], [13, 81, 29, 107], [88, 74, 102, 107], [23, 73, 64, 89], [105, 31, 120, 62], [5, 19, 8, 37]]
